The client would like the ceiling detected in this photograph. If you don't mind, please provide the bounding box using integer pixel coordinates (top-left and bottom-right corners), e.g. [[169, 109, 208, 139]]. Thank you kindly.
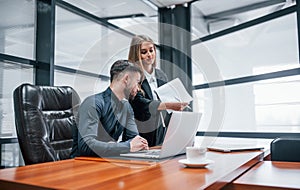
[[148, 0, 194, 7], [61, 0, 295, 37], [0, 0, 294, 39], [0, 0, 296, 69]]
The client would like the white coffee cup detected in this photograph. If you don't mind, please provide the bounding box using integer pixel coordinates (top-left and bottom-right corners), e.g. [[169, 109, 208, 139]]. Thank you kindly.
[[186, 146, 207, 163]]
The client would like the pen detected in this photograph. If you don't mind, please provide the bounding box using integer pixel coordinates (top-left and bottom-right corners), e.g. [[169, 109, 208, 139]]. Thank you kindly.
[[174, 97, 192, 110]]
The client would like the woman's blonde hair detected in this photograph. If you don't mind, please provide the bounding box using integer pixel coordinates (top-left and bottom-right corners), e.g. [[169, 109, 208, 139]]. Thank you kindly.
[[128, 35, 157, 71]]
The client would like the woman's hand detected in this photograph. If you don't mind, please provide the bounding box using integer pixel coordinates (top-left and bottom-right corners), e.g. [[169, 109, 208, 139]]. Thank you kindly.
[[158, 102, 189, 111]]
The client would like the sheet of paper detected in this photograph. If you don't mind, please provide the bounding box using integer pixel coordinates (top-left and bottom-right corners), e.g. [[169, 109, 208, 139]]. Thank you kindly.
[[154, 78, 193, 103]]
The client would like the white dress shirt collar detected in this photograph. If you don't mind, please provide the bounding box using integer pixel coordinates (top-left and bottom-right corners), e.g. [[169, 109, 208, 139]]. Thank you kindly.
[[144, 69, 158, 99], [144, 69, 156, 83]]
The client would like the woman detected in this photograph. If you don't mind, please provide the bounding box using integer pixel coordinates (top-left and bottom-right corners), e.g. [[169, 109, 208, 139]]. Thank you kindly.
[[128, 35, 187, 147]]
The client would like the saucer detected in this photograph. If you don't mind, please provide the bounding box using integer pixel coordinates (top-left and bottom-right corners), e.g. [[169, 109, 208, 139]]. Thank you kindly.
[[178, 159, 214, 168]]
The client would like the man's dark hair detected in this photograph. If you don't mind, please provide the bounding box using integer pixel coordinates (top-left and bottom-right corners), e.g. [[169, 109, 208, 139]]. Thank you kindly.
[[110, 60, 142, 82]]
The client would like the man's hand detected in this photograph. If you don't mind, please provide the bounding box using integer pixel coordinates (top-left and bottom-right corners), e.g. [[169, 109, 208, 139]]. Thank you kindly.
[[130, 135, 149, 152]]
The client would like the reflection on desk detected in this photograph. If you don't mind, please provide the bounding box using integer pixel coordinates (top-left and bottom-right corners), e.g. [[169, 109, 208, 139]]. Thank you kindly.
[[225, 161, 300, 190]]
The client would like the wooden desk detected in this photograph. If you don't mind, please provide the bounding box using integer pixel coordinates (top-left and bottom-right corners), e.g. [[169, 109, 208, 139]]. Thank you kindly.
[[0, 150, 265, 190], [225, 161, 300, 190]]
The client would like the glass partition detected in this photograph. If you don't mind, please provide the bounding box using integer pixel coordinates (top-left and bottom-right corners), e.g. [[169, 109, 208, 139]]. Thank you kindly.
[[194, 75, 300, 133], [192, 13, 298, 85], [0, 0, 35, 60]]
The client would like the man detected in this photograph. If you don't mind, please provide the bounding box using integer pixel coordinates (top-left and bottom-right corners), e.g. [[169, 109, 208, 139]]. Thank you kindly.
[[71, 60, 149, 158]]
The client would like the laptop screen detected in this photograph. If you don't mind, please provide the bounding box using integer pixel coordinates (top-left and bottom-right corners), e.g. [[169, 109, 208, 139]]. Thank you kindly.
[[159, 111, 202, 158], [120, 111, 202, 159]]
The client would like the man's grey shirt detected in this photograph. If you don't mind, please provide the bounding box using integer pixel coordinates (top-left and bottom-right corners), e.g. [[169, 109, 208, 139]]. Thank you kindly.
[[71, 87, 139, 157]]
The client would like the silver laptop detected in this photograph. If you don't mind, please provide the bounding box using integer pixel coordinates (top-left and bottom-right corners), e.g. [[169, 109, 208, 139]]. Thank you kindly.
[[207, 144, 264, 152], [120, 111, 202, 159]]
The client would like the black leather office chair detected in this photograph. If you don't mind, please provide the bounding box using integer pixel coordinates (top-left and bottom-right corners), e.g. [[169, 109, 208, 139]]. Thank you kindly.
[[13, 83, 81, 165], [271, 137, 300, 162]]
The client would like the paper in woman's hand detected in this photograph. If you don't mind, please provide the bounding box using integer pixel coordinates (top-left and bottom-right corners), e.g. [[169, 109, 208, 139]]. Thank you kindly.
[[154, 78, 193, 103]]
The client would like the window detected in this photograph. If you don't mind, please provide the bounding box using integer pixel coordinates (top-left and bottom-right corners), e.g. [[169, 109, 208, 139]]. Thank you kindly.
[[0, 0, 35, 60], [192, 13, 298, 84]]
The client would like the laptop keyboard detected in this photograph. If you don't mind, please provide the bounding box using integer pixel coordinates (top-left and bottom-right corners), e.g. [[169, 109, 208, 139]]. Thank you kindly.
[[145, 150, 161, 155]]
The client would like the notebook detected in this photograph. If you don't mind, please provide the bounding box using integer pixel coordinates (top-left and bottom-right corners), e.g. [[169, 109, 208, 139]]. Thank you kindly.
[[120, 111, 202, 159], [207, 144, 264, 152]]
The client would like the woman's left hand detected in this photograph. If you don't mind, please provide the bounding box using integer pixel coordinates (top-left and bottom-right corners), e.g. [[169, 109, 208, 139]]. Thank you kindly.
[[158, 102, 189, 111]]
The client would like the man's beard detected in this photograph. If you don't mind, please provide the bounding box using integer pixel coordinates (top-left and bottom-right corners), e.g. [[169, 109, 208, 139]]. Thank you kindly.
[[124, 85, 131, 100], [128, 92, 135, 100], [125, 86, 136, 101]]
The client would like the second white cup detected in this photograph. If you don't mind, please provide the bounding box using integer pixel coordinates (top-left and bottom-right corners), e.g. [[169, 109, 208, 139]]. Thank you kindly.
[[186, 146, 207, 163]]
